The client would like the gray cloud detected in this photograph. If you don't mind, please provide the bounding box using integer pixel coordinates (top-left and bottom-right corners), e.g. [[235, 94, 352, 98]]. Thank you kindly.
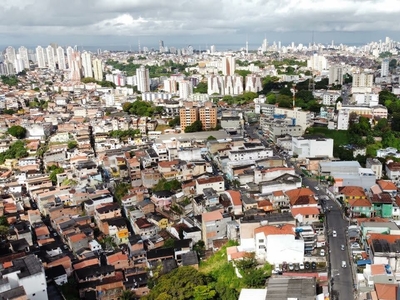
[[0, 0, 399, 47]]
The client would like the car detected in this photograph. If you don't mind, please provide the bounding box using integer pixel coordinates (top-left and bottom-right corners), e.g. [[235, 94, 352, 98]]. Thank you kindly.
[[63, 244, 68, 250], [311, 262, 317, 270], [350, 243, 360, 249], [288, 263, 294, 271], [299, 263, 305, 270], [341, 245, 345, 251], [294, 264, 300, 271], [304, 262, 311, 269], [315, 186, 320, 191], [342, 261, 347, 268], [320, 249, 325, 256], [53, 232, 58, 237], [332, 230, 337, 237]]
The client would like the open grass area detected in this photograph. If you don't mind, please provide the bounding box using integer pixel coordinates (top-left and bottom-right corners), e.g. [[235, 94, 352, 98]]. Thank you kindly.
[[155, 124, 171, 132], [199, 240, 245, 292], [305, 127, 351, 146]]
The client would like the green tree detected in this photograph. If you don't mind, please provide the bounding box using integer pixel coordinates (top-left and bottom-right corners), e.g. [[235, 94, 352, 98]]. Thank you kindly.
[[235, 70, 251, 77], [184, 120, 203, 133], [193, 285, 217, 300], [1, 75, 19, 86], [114, 182, 131, 203], [0, 140, 28, 163], [67, 140, 78, 150], [207, 136, 217, 141], [7, 125, 26, 139], [47, 166, 64, 185], [242, 268, 268, 288], [168, 116, 180, 127], [193, 82, 208, 94], [120, 290, 136, 300]]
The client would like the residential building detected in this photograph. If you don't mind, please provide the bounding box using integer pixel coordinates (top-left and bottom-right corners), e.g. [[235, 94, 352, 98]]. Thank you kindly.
[[92, 58, 103, 81], [352, 73, 374, 93], [18, 46, 29, 70], [222, 54, 235, 76], [307, 54, 327, 72], [199, 102, 217, 130], [381, 58, 389, 77], [178, 80, 193, 99], [46, 45, 56, 70], [366, 158, 383, 179], [245, 74, 263, 93], [81, 51, 93, 78], [36, 46, 46, 68], [385, 162, 400, 181], [322, 90, 341, 106], [273, 107, 312, 132], [0, 255, 48, 300], [136, 65, 150, 93], [56, 46, 66, 70], [329, 64, 344, 85], [201, 209, 231, 249], [196, 176, 225, 194], [179, 102, 198, 132]]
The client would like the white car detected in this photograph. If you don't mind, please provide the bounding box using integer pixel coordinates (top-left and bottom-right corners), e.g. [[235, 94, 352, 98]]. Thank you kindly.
[[299, 263, 304, 270], [320, 249, 325, 256], [315, 187, 320, 191], [342, 261, 347, 268], [288, 263, 294, 271], [332, 230, 337, 237]]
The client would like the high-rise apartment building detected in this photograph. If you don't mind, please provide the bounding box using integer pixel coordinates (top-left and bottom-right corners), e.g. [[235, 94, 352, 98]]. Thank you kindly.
[[46, 45, 56, 70], [18, 46, 29, 70], [178, 81, 193, 99], [222, 54, 236, 76], [36, 46, 46, 68], [329, 64, 343, 85], [199, 102, 217, 130], [352, 73, 374, 88], [179, 102, 198, 131], [70, 52, 82, 81], [13, 55, 24, 73], [307, 54, 327, 72], [245, 74, 263, 93], [5, 46, 16, 65], [66, 46, 74, 69], [92, 58, 103, 81], [81, 51, 93, 78], [381, 58, 389, 77], [56, 46, 66, 70], [136, 65, 150, 92], [164, 79, 177, 93]]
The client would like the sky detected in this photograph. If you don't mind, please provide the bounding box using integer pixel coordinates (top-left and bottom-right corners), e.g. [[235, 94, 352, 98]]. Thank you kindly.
[[1, 0, 400, 50]]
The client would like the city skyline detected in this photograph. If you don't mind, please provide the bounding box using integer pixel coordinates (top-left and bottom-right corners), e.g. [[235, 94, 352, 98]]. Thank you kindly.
[[1, 0, 400, 49]]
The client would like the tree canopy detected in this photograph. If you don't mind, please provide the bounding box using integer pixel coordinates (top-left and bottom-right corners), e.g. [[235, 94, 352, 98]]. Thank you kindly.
[[123, 100, 160, 117], [152, 178, 181, 192], [193, 82, 208, 94], [184, 120, 203, 133], [7, 125, 26, 139], [1, 76, 19, 87], [0, 140, 28, 164]]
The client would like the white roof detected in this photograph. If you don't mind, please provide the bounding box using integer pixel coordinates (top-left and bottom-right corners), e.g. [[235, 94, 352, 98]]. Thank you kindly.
[[238, 289, 267, 300]]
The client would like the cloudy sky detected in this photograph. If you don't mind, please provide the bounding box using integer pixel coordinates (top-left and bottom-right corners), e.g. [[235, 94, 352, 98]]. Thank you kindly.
[[1, 0, 400, 50]]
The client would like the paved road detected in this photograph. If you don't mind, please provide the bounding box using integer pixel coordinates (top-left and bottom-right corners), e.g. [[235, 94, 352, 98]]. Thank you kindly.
[[286, 161, 354, 299]]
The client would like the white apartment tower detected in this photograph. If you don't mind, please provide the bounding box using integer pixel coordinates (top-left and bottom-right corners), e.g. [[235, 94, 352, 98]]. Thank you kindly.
[[245, 74, 263, 93], [66, 46, 74, 69], [352, 73, 374, 88], [81, 51, 93, 78], [307, 54, 327, 72], [13, 55, 25, 73], [136, 65, 150, 92], [222, 54, 236, 76], [46, 45, 56, 70], [36, 46, 46, 69], [56, 46, 66, 70], [179, 80, 193, 99], [329, 64, 343, 85], [381, 58, 389, 77], [92, 58, 103, 81], [5, 46, 16, 65], [18, 46, 29, 70]]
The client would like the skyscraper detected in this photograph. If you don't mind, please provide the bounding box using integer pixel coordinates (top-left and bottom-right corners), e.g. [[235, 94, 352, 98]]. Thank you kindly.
[[36, 46, 46, 68], [81, 51, 93, 78], [56, 46, 66, 70], [159, 40, 164, 53], [18, 46, 29, 70], [14, 55, 24, 73], [92, 58, 103, 81], [262, 38, 268, 52], [136, 65, 150, 92], [381, 58, 389, 77], [178, 81, 193, 99], [70, 52, 82, 81], [221, 54, 236, 76], [199, 102, 217, 130], [46, 45, 56, 70]]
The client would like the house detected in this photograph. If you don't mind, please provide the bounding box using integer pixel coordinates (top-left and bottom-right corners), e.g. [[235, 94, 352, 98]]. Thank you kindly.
[[291, 206, 321, 224], [385, 162, 400, 181], [94, 203, 122, 225], [348, 198, 373, 218], [181, 251, 199, 269], [377, 180, 397, 197], [182, 227, 202, 244], [371, 193, 393, 218], [225, 190, 243, 215], [0, 254, 48, 300], [201, 209, 231, 250], [366, 158, 383, 179], [45, 265, 67, 285], [253, 224, 304, 264], [68, 233, 89, 253], [133, 217, 159, 238], [285, 187, 318, 207], [107, 251, 130, 270], [196, 176, 225, 194], [151, 191, 174, 209]]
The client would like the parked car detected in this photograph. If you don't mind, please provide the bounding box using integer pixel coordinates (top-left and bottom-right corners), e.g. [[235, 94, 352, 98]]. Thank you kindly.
[[320, 249, 325, 256], [315, 186, 319, 191], [53, 232, 58, 237], [311, 262, 317, 270], [342, 261, 347, 268], [332, 230, 337, 237], [341, 245, 345, 251], [305, 262, 311, 269], [350, 243, 360, 249], [299, 263, 305, 270], [288, 263, 294, 271], [294, 264, 300, 271]]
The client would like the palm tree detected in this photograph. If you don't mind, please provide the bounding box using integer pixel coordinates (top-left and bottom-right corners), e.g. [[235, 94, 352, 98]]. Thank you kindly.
[[120, 289, 136, 300]]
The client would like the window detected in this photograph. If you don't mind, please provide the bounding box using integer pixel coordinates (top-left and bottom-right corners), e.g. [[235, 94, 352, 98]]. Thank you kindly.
[[258, 239, 264, 243]]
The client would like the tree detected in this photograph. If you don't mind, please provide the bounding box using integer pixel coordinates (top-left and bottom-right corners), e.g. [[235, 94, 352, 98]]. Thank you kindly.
[[235, 70, 251, 77], [168, 116, 180, 127], [207, 136, 217, 141], [120, 290, 137, 300], [242, 268, 268, 288], [152, 178, 181, 192], [184, 120, 203, 133], [47, 166, 64, 185], [0, 140, 28, 164], [67, 140, 78, 150], [193, 82, 207, 94], [163, 238, 175, 249], [7, 125, 26, 139], [193, 285, 217, 300], [114, 182, 131, 203]]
